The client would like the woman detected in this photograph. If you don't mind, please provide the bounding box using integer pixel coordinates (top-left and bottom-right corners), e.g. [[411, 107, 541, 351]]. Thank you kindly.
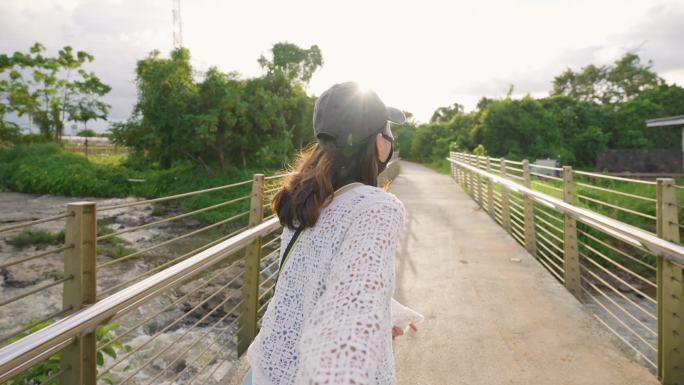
[[245, 82, 415, 385]]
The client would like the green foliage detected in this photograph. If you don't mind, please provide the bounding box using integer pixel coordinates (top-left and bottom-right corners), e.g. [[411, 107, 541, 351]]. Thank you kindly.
[[5, 320, 130, 385], [552, 52, 663, 105], [0, 143, 131, 197], [430, 103, 464, 123], [77, 128, 97, 137], [128, 48, 197, 169], [0, 42, 111, 140], [399, 53, 683, 169], [6, 321, 61, 385], [0, 121, 20, 149], [111, 43, 319, 172], [96, 322, 133, 368], [0, 143, 275, 227], [7, 229, 65, 249], [258, 42, 323, 85]]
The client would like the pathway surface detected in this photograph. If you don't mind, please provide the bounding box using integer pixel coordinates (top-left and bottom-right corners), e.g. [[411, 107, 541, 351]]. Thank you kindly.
[[390, 160, 658, 385]]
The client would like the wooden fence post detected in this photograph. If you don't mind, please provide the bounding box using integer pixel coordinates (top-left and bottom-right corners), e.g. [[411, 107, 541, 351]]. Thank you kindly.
[[463, 154, 473, 198], [238, 174, 265, 356], [476, 155, 484, 208], [500, 159, 512, 233], [468, 154, 477, 203], [486, 157, 495, 218], [454, 153, 463, 184], [522, 160, 537, 256], [450, 151, 457, 181], [656, 178, 683, 384], [562, 167, 581, 298], [61, 202, 97, 385]]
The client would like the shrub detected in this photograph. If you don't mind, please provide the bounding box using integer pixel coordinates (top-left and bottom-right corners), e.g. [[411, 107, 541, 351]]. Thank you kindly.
[[7, 229, 65, 249]]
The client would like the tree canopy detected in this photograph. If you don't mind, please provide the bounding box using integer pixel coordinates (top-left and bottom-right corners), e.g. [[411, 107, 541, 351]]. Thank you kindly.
[[551, 53, 664, 105], [110, 42, 321, 171], [398, 53, 684, 168], [0, 43, 111, 140]]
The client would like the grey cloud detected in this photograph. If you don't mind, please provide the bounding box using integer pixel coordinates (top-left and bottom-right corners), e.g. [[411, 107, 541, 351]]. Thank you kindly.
[[0, 0, 168, 131], [617, 3, 684, 73], [459, 2, 684, 100]]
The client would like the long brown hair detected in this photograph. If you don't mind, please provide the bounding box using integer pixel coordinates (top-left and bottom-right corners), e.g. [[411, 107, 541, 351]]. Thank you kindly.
[[271, 134, 386, 230]]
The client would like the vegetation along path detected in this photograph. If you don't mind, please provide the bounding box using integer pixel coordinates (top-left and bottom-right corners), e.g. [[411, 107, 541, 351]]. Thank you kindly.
[[389, 160, 658, 385]]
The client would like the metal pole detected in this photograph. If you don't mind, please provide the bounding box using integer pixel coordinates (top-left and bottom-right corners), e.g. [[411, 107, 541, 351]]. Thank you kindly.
[[61, 202, 97, 385]]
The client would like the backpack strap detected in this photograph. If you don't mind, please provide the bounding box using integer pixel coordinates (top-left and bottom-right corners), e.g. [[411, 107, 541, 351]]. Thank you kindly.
[[279, 226, 305, 276]]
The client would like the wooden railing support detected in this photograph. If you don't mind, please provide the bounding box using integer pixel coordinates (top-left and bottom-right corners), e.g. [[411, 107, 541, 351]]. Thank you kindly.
[[499, 159, 512, 233], [656, 178, 683, 384], [61, 202, 97, 385], [562, 167, 581, 298], [486, 157, 495, 218], [522, 160, 537, 256], [476, 155, 484, 208], [238, 173, 265, 356]]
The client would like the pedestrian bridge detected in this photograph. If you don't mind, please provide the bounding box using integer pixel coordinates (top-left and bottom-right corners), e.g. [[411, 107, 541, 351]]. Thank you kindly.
[[0, 154, 682, 385]]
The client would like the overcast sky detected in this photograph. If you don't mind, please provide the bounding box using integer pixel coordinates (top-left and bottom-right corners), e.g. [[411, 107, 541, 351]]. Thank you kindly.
[[1, 0, 683, 131]]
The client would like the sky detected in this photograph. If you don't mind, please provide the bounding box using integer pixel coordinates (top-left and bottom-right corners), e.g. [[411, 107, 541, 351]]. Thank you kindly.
[[1, 0, 683, 133]]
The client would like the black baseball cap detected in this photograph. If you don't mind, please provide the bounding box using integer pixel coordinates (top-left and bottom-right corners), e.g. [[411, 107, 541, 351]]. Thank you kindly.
[[313, 82, 406, 148]]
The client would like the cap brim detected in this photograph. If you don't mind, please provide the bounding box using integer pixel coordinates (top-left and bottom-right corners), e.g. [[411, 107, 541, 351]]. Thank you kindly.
[[387, 106, 406, 124]]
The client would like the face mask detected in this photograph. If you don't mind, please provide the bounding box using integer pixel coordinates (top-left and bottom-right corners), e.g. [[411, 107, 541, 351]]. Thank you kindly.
[[377, 141, 393, 174]]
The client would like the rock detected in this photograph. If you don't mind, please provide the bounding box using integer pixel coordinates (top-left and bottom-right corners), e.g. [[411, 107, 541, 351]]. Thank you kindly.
[[143, 308, 185, 335], [1, 257, 62, 288], [115, 213, 145, 227]]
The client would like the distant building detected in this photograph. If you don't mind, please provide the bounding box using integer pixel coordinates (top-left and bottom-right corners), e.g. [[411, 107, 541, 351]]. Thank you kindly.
[[61, 136, 111, 145], [646, 115, 684, 173], [532, 158, 560, 177]]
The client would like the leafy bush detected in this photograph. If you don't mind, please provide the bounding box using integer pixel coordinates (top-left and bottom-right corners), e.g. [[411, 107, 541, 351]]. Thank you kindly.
[[77, 129, 97, 137], [0, 143, 131, 197], [6, 320, 130, 385]]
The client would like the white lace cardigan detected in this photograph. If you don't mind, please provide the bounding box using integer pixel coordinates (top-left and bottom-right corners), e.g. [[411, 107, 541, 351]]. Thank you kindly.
[[246, 183, 407, 385]]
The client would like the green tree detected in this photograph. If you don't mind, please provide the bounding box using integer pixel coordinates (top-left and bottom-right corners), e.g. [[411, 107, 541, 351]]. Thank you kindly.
[[0, 43, 111, 139], [195, 67, 245, 170], [552, 53, 663, 105], [131, 48, 197, 169], [430, 102, 463, 123], [258, 42, 323, 86], [68, 70, 111, 129], [112, 44, 320, 171]]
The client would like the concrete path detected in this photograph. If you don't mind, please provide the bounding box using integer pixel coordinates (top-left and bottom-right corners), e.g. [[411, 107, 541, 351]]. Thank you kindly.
[[390, 160, 658, 385]]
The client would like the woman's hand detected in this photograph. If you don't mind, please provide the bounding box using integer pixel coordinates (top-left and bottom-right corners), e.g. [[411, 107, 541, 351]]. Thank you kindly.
[[392, 323, 418, 340]]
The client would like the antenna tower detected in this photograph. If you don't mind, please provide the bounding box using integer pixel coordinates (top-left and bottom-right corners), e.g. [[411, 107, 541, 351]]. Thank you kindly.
[[172, 0, 182, 48]]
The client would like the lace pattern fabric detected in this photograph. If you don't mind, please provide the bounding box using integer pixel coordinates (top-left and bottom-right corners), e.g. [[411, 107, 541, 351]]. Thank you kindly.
[[246, 184, 407, 385]]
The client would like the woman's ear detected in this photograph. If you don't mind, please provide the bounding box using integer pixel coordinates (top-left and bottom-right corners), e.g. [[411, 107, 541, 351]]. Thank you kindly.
[[375, 132, 390, 161], [374, 133, 383, 159]]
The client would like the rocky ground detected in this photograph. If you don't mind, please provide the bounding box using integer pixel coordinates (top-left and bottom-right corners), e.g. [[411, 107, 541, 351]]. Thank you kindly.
[[0, 192, 281, 384]]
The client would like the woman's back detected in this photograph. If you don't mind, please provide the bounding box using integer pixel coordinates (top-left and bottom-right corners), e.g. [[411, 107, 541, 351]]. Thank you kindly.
[[246, 183, 407, 385]]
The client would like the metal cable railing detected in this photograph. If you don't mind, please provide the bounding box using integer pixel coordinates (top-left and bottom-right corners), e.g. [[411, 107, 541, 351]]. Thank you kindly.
[[0, 217, 280, 384], [96, 179, 254, 212], [449, 152, 683, 382], [0, 164, 403, 384]]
